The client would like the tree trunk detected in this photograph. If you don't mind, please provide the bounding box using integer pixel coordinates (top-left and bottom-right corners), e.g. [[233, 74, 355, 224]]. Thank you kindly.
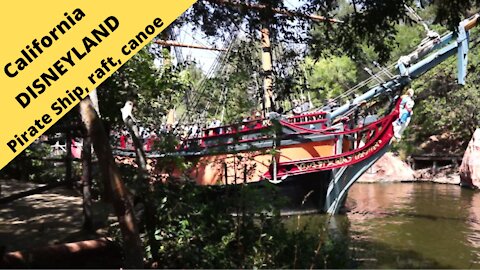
[[81, 135, 94, 231], [65, 131, 72, 187], [122, 102, 160, 262], [124, 118, 148, 173], [79, 97, 144, 268]]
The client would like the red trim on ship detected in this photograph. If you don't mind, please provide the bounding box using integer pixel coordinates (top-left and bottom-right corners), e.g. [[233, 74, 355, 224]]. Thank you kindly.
[[262, 99, 401, 180]]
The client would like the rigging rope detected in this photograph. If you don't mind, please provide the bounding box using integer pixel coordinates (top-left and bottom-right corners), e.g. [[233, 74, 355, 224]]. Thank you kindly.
[[306, 6, 448, 111], [174, 33, 237, 129], [404, 4, 432, 34], [210, 36, 261, 119], [309, 62, 398, 110], [313, 26, 480, 111]]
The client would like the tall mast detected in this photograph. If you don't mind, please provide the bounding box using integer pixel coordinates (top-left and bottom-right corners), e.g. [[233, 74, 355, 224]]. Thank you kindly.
[[261, 25, 275, 113], [161, 27, 177, 126], [204, 0, 341, 115]]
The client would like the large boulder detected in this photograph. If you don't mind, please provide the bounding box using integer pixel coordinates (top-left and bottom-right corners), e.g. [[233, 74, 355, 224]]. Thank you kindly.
[[358, 152, 415, 182], [459, 129, 480, 189]]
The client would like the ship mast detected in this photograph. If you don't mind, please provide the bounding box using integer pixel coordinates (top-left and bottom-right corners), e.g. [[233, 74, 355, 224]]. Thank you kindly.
[[203, 0, 341, 115], [261, 25, 275, 114], [156, 1, 340, 117]]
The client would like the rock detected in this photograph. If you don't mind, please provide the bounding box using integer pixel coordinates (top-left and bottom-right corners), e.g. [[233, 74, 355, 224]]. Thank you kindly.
[[459, 129, 480, 189], [413, 165, 460, 185], [358, 152, 415, 182]]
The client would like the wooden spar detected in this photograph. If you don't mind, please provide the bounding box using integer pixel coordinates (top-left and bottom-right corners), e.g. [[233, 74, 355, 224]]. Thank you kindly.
[[205, 0, 343, 23], [154, 40, 227, 52]]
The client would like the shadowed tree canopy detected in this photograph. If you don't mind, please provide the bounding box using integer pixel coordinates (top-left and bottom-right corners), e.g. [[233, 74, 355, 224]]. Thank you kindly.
[[93, 0, 480, 127], [97, 48, 194, 127], [179, 0, 479, 62]]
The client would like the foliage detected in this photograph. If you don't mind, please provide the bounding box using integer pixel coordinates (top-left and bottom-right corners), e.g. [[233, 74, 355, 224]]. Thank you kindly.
[[110, 176, 350, 269], [311, 0, 479, 62], [0, 144, 53, 182], [305, 5, 480, 156], [97, 47, 195, 127], [182, 0, 306, 44], [303, 55, 358, 104], [177, 39, 262, 124], [0, 110, 83, 183], [182, 0, 479, 63], [401, 34, 480, 152]]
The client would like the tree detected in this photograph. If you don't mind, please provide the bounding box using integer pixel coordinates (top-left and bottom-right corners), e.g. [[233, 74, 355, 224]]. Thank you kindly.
[[182, 0, 479, 64], [303, 55, 358, 104], [97, 47, 191, 128], [79, 97, 144, 268], [406, 35, 480, 151]]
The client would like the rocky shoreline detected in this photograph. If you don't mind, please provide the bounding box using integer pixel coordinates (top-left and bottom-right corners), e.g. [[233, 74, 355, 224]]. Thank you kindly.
[[357, 152, 463, 186], [357, 172, 461, 185]]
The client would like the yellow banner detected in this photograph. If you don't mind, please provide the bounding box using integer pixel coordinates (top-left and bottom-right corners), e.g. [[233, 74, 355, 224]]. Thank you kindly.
[[0, 1, 196, 169]]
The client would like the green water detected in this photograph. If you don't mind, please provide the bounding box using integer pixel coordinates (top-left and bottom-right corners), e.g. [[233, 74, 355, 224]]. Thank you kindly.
[[292, 183, 480, 268]]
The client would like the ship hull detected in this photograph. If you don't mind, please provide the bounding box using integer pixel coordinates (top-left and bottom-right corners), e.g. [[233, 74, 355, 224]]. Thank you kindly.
[[114, 100, 401, 212], [253, 170, 332, 214], [172, 102, 399, 212]]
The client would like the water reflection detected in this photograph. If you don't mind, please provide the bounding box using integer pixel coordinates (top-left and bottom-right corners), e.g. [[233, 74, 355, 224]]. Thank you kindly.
[[291, 183, 480, 269], [349, 183, 480, 268], [468, 190, 480, 264]]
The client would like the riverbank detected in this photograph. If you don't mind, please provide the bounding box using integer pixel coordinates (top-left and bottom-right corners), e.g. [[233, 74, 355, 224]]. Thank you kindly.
[[358, 170, 461, 185], [0, 168, 468, 253], [358, 175, 460, 184], [412, 168, 460, 185], [357, 152, 463, 186]]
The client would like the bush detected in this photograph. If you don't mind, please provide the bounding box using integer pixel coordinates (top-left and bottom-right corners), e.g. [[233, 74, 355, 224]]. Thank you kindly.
[[110, 176, 351, 268]]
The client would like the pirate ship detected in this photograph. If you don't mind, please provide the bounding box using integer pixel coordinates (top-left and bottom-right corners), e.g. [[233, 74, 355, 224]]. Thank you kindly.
[[118, 10, 479, 214]]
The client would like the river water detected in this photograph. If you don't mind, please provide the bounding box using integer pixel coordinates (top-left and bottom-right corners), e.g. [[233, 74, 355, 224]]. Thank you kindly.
[[293, 183, 480, 268]]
